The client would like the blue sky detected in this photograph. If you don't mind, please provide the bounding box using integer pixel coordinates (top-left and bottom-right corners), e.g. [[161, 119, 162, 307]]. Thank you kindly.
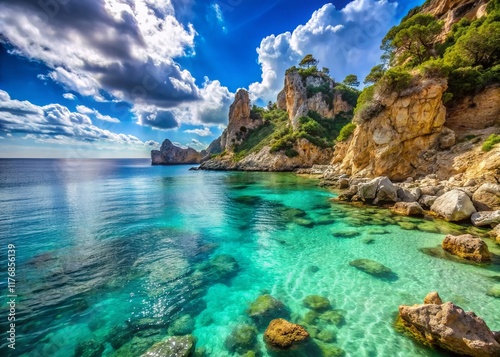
[[0, 0, 423, 158]]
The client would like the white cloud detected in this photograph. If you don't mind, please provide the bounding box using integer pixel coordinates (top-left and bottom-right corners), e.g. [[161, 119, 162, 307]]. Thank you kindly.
[[0, 90, 152, 149], [184, 127, 213, 136], [63, 93, 76, 100], [249, 0, 398, 102], [76, 105, 120, 123]]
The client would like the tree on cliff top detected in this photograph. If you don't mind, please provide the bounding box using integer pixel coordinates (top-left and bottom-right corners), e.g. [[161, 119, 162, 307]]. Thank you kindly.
[[382, 13, 443, 67], [299, 54, 318, 68], [343, 74, 360, 87]]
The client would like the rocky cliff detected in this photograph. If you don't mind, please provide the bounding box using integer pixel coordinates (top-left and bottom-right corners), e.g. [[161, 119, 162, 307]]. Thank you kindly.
[[151, 139, 205, 165], [200, 69, 353, 171], [219, 89, 264, 153]]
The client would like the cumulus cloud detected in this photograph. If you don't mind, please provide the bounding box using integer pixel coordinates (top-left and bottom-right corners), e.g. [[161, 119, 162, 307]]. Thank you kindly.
[[249, 0, 397, 102], [184, 127, 213, 136], [0, 0, 200, 107], [76, 105, 120, 123], [0, 90, 155, 149], [63, 93, 76, 100]]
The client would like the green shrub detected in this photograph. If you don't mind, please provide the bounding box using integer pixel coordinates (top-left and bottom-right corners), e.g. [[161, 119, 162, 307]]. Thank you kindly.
[[284, 148, 299, 158], [298, 66, 319, 78], [418, 59, 450, 78], [380, 67, 413, 92], [337, 123, 356, 141], [334, 84, 359, 108], [354, 85, 375, 115], [482, 134, 500, 151]]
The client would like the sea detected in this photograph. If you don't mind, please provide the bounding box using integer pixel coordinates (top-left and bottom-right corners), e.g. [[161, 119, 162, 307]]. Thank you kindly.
[[0, 158, 499, 357]]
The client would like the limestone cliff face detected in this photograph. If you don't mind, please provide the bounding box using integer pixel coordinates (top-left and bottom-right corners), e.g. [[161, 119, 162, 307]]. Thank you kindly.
[[200, 139, 334, 171], [151, 139, 204, 165], [446, 85, 500, 133], [220, 89, 263, 152], [335, 79, 449, 181], [421, 0, 488, 38], [279, 69, 352, 129]]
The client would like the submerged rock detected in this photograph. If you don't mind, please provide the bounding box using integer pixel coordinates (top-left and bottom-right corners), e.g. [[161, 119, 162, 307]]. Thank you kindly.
[[294, 217, 315, 228], [224, 324, 258, 354], [442, 234, 491, 263], [318, 310, 345, 326], [430, 189, 477, 222], [198, 254, 239, 282], [333, 230, 361, 238], [247, 295, 289, 327], [168, 315, 195, 336], [263, 318, 309, 350], [74, 339, 105, 357], [141, 335, 195, 357], [423, 291, 442, 305], [303, 295, 332, 312], [349, 259, 394, 278], [487, 284, 500, 298], [397, 300, 500, 357], [316, 329, 336, 343]]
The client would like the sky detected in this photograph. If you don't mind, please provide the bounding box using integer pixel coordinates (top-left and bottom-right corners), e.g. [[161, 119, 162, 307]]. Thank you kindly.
[[0, 0, 424, 158]]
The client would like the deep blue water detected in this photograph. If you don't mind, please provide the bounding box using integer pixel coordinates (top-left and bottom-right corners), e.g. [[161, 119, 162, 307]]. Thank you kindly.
[[0, 159, 499, 357]]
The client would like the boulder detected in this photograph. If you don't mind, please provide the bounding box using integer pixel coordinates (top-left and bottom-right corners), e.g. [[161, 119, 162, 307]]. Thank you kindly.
[[398, 301, 500, 357], [339, 177, 350, 189], [418, 195, 438, 209], [439, 127, 456, 149], [263, 318, 309, 350], [358, 177, 398, 204], [168, 315, 195, 336], [423, 291, 442, 305], [141, 335, 195, 357], [489, 225, 500, 244], [442, 234, 491, 262], [473, 183, 500, 211], [247, 295, 289, 326], [397, 187, 422, 202], [392, 202, 424, 216], [302, 295, 332, 312], [430, 189, 477, 221], [487, 285, 500, 298], [471, 211, 500, 227]]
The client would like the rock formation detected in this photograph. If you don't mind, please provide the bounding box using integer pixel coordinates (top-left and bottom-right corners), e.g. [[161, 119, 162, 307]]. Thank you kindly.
[[430, 189, 477, 221], [219, 89, 263, 152], [442, 234, 491, 262], [151, 139, 205, 165], [397, 296, 500, 357], [263, 318, 309, 350], [141, 335, 195, 357], [334, 79, 449, 181]]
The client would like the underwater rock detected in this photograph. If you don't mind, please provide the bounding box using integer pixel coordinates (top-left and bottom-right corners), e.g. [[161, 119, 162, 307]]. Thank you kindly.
[[234, 195, 262, 206], [247, 295, 289, 327], [263, 318, 309, 350], [224, 324, 258, 354], [316, 341, 345, 357], [397, 222, 417, 230], [417, 222, 440, 234], [294, 217, 315, 228], [303, 310, 319, 325], [424, 291, 443, 305], [307, 265, 320, 274], [397, 301, 500, 357], [168, 314, 195, 336], [318, 310, 345, 326], [349, 259, 394, 277], [281, 207, 307, 220], [316, 329, 336, 343], [108, 325, 134, 350], [74, 339, 105, 357], [113, 336, 162, 357], [392, 202, 424, 216], [442, 234, 491, 263], [362, 237, 375, 244], [315, 218, 336, 226], [367, 228, 389, 235], [333, 230, 361, 238], [141, 335, 195, 357], [198, 254, 239, 282], [303, 295, 332, 312], [471, 210, 500, 227], [431, 189, 477, 222], [487, 285, 500, 298]]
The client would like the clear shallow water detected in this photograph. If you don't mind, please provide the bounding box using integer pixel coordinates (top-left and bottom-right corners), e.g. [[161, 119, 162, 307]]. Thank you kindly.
[[0, 159, 499, 357]]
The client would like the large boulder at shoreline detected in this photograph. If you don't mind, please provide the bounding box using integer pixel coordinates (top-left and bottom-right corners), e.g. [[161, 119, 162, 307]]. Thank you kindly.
[[442, 234, 491, 263], [430, 189, 477, 221], [473, 183, 500, 211], [263, 318, 309, 350], [358, 176, 398, 204], [419, 195, 438, 209], [247, 295, 289, 326], [151, 139, 204, 165], [392, 202, 424, 216], [397, 301, 500, 357], [397, 187, 422, 202], [141, 335, 195, 357], [471, 211, 500, 227]]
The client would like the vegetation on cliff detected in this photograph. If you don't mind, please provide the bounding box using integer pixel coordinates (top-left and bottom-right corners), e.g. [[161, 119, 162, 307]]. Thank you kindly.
[[357, 0, 500, 114]]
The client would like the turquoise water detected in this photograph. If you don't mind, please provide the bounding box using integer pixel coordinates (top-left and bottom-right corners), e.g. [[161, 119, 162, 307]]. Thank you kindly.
[[0, 159, 499, 357]]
